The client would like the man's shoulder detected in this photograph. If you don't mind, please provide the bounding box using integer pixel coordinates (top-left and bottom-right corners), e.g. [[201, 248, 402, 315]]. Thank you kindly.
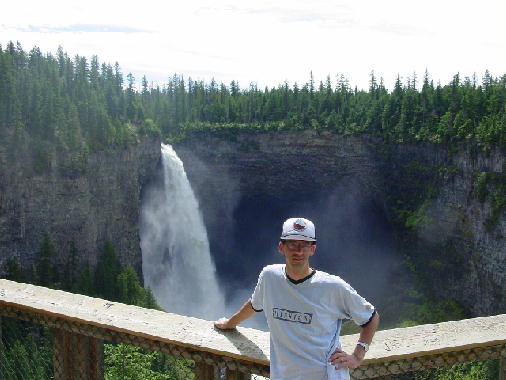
[[257, 264, 285, 282], [261, 264, 284, 274], [313, 270, 351, 287]]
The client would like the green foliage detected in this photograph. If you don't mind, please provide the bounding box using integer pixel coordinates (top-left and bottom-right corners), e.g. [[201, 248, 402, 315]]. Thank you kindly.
[[77, 260, 95, 296], [31, 141, 52, 174], [104, 344, 166, 380], [0, 339, 52, 380], [2, 236, 168, 380], [405, 202, 433, 229], [2, 43, 505, 154], [0, 42, 159, 156], [140, 118, 161, 138], [383, 159, 444, 230], [486, 179, 506, 230], [474, 171, 506, 230], [402, 298, 466, 325], [0, 321, 53, 380], [36, 233, 57, 287], [412, 360, 498, 380], [117, 265, 162, 309], [4, 256, 25, 282], [2, 235, 161, 310], [104, 344, 194, 380], [95, 242, 122, 301]]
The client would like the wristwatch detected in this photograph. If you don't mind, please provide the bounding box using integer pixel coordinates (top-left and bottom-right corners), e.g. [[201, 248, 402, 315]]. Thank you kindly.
[[356, 342, 369, 352]]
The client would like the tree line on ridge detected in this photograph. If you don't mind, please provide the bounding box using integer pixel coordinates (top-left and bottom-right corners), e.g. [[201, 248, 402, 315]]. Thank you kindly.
[[1, 42, 505, 153]]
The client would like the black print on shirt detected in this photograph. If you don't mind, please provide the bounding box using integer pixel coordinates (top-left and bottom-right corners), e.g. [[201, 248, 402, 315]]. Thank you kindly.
[[272, 308, 313, 324]]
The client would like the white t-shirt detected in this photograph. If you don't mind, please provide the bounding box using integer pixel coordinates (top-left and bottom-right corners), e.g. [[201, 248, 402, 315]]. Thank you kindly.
[[251, 264, 375, 380]]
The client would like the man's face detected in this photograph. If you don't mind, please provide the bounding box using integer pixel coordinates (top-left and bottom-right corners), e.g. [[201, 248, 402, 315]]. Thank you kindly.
[[278, 240, 316, 269]]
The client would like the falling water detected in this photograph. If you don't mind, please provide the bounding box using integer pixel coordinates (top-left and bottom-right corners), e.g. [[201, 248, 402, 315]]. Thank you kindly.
[[140, 144, 225, 320]]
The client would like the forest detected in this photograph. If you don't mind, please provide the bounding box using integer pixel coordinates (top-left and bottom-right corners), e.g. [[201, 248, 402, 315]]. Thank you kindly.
[[1, 41, 505, 153], [0, 42, 504, 379], [1, 236, 196, 380]]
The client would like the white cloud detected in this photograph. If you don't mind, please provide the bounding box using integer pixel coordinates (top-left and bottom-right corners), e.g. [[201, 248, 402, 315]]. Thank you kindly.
[[2, 0, 505, 90]]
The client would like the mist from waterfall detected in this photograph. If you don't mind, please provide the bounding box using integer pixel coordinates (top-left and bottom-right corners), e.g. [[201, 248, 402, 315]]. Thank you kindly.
[[140, 144, 225, 320]]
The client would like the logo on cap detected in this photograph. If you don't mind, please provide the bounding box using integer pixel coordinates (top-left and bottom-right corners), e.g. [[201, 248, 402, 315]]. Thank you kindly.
[[293, 219, 306, 231]]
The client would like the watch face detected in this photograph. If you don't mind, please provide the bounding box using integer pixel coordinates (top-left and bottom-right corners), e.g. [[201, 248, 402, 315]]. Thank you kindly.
[[358, 342, 369, 352]]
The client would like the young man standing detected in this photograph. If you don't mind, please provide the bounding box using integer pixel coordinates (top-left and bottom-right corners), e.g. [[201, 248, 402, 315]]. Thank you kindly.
[[214, 217, 379, 380]]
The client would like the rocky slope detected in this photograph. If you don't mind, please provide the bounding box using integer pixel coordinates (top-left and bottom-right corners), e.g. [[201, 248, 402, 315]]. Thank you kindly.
[[0, 130, 160, 274]]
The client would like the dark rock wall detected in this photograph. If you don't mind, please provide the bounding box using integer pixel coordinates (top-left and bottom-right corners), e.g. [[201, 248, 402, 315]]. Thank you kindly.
[[174, 131, 403, 315], [0, 132, 160, 274], [175, 131, 505, 316], [1, 126, 503, 317], [387, 144, 505, 316]]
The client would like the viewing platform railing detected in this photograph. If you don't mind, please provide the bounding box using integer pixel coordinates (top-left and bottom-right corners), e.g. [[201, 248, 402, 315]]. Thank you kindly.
[[0, 279, 505, 379]]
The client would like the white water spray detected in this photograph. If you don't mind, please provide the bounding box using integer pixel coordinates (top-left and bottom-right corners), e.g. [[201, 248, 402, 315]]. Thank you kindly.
[[140, 144, 225, 320]]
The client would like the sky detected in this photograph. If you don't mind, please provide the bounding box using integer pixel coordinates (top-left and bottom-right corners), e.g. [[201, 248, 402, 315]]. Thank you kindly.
[[2, 0, 505, 91]]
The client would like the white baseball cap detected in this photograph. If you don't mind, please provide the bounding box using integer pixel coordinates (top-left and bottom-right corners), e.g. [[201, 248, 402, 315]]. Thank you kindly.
[[280, 218, 316, 242]]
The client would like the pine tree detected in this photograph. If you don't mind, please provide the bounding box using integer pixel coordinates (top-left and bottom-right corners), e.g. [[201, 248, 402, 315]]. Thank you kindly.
[[95, 242, 122, 301], [4, 257, 24, 282], [117, 265, 144, 306]]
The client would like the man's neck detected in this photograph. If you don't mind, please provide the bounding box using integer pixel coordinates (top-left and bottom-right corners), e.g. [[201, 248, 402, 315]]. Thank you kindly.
[[285, 265, 313, 281]]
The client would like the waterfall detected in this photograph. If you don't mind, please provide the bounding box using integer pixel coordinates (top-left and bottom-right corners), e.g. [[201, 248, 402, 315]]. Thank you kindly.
[[140, 144, 225, 320]]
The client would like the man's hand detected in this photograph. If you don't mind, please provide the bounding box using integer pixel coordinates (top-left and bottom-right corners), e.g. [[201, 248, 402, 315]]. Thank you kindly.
[[213, 299, 257, 330], [328, 349, 363, 370], [214, 317, 237, 330]]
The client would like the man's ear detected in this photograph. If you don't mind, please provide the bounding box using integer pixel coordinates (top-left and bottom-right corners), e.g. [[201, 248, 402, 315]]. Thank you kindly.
[[278, 241, 285, 254], [309, 244, 316, 256]]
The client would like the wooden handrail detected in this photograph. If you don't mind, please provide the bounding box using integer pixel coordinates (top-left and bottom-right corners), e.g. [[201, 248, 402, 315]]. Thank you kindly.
[[0, 279, 505, 379]]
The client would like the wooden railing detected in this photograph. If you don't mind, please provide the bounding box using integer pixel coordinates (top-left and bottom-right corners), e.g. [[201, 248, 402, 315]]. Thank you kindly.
[[0, 279, 505, 379]]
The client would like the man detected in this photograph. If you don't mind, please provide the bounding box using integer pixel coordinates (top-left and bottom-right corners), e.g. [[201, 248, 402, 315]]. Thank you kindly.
[[214, 217, 379, 380]]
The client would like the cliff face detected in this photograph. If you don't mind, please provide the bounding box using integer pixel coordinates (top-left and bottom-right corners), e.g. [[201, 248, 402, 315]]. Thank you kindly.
[[389, 144, 506, 316], [1, 127, 503, 317], [175, 131, 505, 316], [0, 130, 160, 274]]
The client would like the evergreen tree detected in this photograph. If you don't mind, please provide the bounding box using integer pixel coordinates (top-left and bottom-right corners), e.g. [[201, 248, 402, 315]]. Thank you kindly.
[[77, 260, 94, 296], [94, 242, 121, 301], [117, 265, 145, 306], [4, 257, 24, 282], [37, 234, 57, 288]]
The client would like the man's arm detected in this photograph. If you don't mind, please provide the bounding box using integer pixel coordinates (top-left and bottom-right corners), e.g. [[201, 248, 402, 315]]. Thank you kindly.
[[329, 311, 380, 369], [214, 299, 257, 330]]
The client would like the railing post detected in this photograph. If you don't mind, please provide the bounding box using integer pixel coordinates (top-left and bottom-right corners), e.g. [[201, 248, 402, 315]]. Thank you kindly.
[[500, 358, 506, 380], [53, 329, 103, 380], [0, 316, 3, 379], [225, 369, 249, 380], [195, 362, 218, 380]]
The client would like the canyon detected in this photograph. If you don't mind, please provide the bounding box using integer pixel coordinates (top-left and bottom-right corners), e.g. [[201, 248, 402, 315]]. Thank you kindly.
[[0, 129, 504, 317]]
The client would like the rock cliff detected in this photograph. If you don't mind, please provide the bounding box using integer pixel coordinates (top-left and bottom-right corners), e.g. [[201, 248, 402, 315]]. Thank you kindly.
[[174, 130, 505, 316], [0, 129, 160, 274], [1, 127, 503, 317], [386, 143, 505, 316]]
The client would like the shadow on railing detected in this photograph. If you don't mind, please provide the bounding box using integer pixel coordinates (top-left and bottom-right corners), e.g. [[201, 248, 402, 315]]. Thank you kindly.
[[0, 279, 505, 379]]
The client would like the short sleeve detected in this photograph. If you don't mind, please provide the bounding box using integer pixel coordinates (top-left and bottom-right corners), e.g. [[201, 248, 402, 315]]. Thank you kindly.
[[250, 269, 265, 312], [338, 281, 375, 326]]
